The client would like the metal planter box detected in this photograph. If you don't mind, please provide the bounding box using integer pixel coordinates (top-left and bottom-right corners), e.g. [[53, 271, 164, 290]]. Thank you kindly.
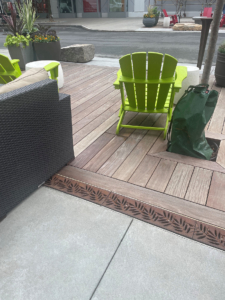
[[8, 43, 35, 71]]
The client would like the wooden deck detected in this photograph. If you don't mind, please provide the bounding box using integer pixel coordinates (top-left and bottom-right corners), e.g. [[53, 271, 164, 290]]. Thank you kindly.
[[46, 62, 225, 250]]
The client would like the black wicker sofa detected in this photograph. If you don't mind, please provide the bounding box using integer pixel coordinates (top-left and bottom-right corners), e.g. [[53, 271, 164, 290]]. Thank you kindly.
[[0, 79, 74, 220]]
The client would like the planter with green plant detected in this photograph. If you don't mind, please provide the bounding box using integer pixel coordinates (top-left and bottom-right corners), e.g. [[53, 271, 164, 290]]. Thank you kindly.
[[4, 34, 33, 70], [215, 41, 225, 87], [2, 0, 37, 70], [32, 25, 61, 61], [143, 5, 160, 27]]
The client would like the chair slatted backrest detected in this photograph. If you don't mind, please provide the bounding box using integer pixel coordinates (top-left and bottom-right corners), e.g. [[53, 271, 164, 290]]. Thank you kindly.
[[163, 9, 168, 17], [0, 54, 18, 84], [203, 7, 212, 17], [119, 52, 177, 112]]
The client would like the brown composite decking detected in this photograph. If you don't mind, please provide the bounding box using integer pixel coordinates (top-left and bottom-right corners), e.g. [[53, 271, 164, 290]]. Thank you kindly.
[[46, 62, 225, 250]]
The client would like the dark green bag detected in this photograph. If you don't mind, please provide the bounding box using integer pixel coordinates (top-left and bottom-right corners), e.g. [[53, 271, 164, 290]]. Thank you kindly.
[[167, 84, 218, 160]]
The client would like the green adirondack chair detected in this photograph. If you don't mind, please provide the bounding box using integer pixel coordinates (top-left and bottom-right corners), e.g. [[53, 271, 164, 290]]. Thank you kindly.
[[0, 54, 59, 84], [114, 52, 187, 139]]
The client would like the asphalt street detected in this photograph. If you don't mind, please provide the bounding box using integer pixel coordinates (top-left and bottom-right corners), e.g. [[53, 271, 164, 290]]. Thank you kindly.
[[1, 27, 224, 64]]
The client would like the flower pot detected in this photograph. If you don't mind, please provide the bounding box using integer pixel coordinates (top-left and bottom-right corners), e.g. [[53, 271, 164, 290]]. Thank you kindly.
[[143, 18, 156, 27], [154, 16, 159, 26], [33, 41, 61, 61], [8, 42, 35, 71], [215, 51, 225, 87]]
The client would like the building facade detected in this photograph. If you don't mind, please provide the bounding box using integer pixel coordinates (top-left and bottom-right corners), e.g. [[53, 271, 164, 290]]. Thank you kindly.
[[42, 0, 216, 19]]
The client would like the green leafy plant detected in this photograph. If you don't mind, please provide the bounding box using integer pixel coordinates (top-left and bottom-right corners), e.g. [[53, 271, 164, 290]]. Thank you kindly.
[[33, 34, 59, 43], [15, 0, 38, 34], [143, 5, 159, 18], [2, 6, 24, 36], [31, 24, 57, 38], [218, 42, 225, 54], [4, 34, 32, 48]]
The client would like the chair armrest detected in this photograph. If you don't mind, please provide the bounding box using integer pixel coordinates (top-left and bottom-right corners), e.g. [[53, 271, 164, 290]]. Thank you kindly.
[[174, 66, 187, 91], [113, 69, 122, 89], [11, 59, 22, 76], [44, 62, 60, 80]]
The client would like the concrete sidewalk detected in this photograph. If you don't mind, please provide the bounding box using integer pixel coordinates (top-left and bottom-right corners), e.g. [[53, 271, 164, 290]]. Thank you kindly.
[[37, 17, 195, 32], [1, 186, 225, 300]]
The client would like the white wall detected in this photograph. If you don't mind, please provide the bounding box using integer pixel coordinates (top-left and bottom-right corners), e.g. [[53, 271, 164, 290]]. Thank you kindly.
[[50, 0, 59, 18], [134, 0, 145, 12]]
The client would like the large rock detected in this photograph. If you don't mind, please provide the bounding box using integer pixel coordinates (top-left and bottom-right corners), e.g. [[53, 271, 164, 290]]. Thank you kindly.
[[173, 23, 202, 31], [60, 44, 95, 63]]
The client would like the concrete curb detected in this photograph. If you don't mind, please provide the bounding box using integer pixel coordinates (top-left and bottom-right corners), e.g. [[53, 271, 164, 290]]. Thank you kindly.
[[34, 22, 225, 33]]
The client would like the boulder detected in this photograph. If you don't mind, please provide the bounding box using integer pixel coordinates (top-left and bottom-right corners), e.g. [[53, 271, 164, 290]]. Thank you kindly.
[[60, 44, 95, 63], [173, 23, 202, 31]]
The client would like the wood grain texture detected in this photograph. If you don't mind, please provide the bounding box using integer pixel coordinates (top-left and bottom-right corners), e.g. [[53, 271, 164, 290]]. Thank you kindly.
[[106, 111, 137, 136], [216, 140, 225, 169], [185, 167, 213, 205], [71, 86, 114, 116], [208, 106, 225, 134], [151, 151, 225, 173], [128, 155, 160, 187], [84, 136, 126, 172], [58, 166, 225, 229], [165, 163, 194, 198], [148, 132, 167, 154], [146, 158, 177, 192], [205, 131, 225, 141], [72, 91, 119, 132], [70, 133, 114, 168], [73, 111, 119, 156], [113, 130, 160, 181], [216, 87, 225, 109], [98, 114, 159, 177], [112, 113, 166, 182], [207, 171, 225, 212], [73, 101, 120, 145], [97, 128, 145, 177]]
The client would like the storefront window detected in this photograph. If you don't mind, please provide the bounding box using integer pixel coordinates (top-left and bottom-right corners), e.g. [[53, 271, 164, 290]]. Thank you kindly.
[[109, 0, 124, 12], [59, 0, 72, 13], [83, 0, 97, 12]]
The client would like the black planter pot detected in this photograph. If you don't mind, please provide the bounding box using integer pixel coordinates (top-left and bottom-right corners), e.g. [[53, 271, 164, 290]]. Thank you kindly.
[[33, 41, 61, 61], [143, 18, 156, 27], [8, 43, 35, 71], [215, 51, 225, 87], [154, 16, 159, 26]]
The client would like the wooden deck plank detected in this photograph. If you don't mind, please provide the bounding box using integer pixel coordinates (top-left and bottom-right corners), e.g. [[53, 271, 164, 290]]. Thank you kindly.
[[146, 158, 177, 192], [216, 140, 225, 169], [151, 151, 225, 173], [148, 132, 167, 154], [73, 101, 121, 145], [72, 90, 119, 131], [97, 114, 159, 177], [61, 68, 106, 92], [70, 74, 116, 109], [112, 114, 166, 181], [74, 111, 119, 156], [62, 68, 110, 91], [208, 106, 225, 134], [106, 111, 137, 136], [62, 66, 105, 89], [113, 130, 160, 181], [216, 87, 225, 109], [165, 163, 194, 198], [84, 136, 126, 172], [71, 84, 115, 114], [128, 155, 160, 187], [207, 172, 225, 212], [185, 167, 213, 205], [58, 166, 225, 229], [70, 133, 114, 168], [65, 69, 116, 95]]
